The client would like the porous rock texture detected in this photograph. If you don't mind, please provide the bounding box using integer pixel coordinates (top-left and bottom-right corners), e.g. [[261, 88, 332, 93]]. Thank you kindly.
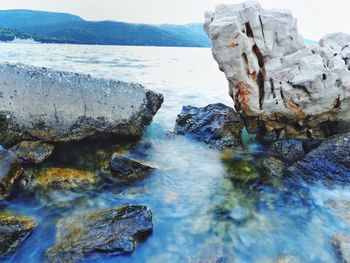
[[0, 63, 163, 146], [205, 1, 350, 139]]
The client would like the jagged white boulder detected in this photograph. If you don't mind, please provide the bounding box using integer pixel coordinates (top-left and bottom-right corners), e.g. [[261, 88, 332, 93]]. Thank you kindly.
[[205, 0, 350, 138]]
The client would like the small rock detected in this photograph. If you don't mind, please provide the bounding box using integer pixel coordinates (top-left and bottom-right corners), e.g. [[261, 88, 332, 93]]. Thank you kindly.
[[262, 157, 285, 178], [174, 103, 243, 150], [0, 213, 36, 257], [287, 133, 350, 183], [46, 205, 153, 263], [275, 255, 301, 263], [0, 149, 23, 199], [269, 139, 305, 163], [10, 141, 54, 164], [109, 153, 154, 181], [332, 233, 350, 263]]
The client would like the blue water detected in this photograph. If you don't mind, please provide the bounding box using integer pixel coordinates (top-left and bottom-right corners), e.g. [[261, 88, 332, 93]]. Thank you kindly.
[[0, 43, 349, 263]]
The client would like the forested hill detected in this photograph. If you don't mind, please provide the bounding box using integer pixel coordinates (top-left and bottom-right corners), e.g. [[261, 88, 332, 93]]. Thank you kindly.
[[0, 10, 211, 47]]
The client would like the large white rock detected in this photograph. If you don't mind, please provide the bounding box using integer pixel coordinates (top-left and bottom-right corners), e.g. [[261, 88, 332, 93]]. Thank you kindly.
[[205, 0, 350, 138]]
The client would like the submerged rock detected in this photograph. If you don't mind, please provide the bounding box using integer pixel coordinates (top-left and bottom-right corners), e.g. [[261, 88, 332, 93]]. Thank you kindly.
[[108, 153, 154, 181], [287, 133, 350, 183], [46, 205, 153, 263], [0, 213, 36, 257], [332, 233, 350, 263], [20, 167, 96, 192], [325, 199, 350, 224], [174, 103, 243, 150], [205, 1, 350, 138], [9, 141, 54, 164], [275, 255, 301, 263], [0, 150, 23, 199], [0, 63, 163, 146], [262, 157, 285, 178]]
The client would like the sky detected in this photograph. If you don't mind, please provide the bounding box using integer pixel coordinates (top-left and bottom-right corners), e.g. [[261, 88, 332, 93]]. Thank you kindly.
[[0, 0, 349, 40]]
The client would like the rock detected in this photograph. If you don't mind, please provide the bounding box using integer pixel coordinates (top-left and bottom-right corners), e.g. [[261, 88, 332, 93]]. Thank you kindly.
[[0, 63, 163, 147], [332, 233, 350, 263], [174, 103, 243, 150], [0, 213, 36, 257], [287, 133, 350, 183], [262, 157, 285, 178], [205, 1, 350, 138], [20, 167, 96, 192], [108, 153, 154, 181], [9, 141, 54, 164], [46, 205, 153, 263], [275, 255, 301, 263], [0, 149, 23, 199], [268, 139, 305, 163], [325, 199, 350, 224]]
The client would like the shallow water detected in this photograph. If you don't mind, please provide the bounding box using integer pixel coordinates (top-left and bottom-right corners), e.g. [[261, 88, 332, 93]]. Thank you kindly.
[[0, 43, 349, 263]]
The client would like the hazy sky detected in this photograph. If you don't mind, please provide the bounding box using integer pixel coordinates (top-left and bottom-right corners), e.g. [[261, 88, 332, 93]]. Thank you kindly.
[[0, 0, 349, 40]]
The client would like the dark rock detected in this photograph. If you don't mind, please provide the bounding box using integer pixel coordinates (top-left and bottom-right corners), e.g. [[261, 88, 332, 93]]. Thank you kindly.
[[0, 213, 36, 257], [0, 63, 163, 146], [46, 205, 153, 263], [174, 103, 243, 150], [269, 139, 305, 163], [262, 157, 285, 178], [0, 150, 23, 199], [332, 233, 350, 263], [109, 153, 154, 181], [9, 141, 54, 164], [287, 133, 350, 183]]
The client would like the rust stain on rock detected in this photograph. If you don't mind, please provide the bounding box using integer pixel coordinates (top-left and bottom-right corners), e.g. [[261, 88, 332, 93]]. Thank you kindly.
[[235, 82, 253, 114], [286, 97, 305, 119]]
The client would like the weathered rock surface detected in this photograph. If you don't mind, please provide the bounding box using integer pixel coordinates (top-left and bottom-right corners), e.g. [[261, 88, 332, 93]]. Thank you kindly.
[[46, 205, 153, 263], [0, 63, 163, 146], [109, 153, 154, 181], [0, 213, 36, 257], [205, 1, 350, 138], [0, 149, 23, 199], [287, 133, 350, 183], [9, 141, 54, 164], [174, 103, 243, 150], [332, 233, 350, 263]]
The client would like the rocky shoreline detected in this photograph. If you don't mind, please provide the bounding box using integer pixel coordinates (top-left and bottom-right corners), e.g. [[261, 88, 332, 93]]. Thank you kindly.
[[0, 1, 350, 262]]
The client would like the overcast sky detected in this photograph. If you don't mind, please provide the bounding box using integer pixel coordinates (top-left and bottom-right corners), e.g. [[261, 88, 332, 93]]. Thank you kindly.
[[0, 0, 348, 40]]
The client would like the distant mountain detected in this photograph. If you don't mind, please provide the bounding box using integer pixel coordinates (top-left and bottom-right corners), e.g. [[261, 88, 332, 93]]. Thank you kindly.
[[0, 10, 210, 47]]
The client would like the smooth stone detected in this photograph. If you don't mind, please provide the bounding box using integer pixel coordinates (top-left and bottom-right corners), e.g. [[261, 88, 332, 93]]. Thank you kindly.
[[287, 133, 350, 183], [0, 213, 36, 257], [45, 205, 153, 263], [9, 141, 54, 164], [0, 149, 23, 199], [332, 233, 350, 263], [205, 1, 350, 138], [109, 153, 154, 181], [174, 103, 243, 150], [0, 63, 163, 146]]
